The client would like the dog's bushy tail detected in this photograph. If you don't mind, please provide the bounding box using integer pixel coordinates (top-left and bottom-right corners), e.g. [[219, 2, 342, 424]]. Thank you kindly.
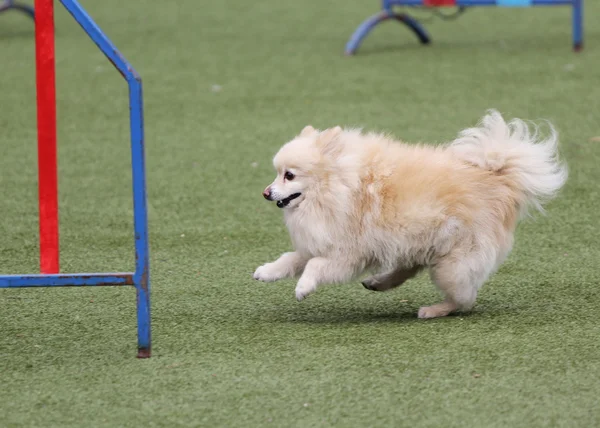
[[449, 109, 568, 215]]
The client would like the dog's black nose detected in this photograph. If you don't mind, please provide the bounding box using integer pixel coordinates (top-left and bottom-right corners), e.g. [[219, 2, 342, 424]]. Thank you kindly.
[[263, 188, 272, 200]]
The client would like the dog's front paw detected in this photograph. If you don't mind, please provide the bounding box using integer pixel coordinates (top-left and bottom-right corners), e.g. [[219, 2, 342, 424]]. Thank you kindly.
[[253, 263, 284, 283], [295, 278, 317, 301]]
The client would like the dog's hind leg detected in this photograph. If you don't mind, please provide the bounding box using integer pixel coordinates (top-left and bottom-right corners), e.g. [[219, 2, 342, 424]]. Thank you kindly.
[[418, 251, 494, 319], [362, 265, 422, 292]]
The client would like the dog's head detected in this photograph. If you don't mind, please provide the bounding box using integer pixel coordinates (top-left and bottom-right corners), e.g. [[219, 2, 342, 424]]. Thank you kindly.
[[262, 125, 343, 209]]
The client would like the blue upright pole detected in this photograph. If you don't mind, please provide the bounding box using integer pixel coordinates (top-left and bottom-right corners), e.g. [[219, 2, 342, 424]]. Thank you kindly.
[[572, 0, 583, 51], [59, 0, 151, 358], [129, 77, 151, 359]]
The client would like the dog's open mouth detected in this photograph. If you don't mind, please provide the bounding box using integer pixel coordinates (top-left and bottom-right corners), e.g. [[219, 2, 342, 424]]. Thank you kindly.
[[276, 193, 302, 208]]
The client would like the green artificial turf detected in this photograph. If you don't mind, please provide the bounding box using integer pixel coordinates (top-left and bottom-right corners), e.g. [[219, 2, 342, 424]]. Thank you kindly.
[[1, 1, 600, 426]]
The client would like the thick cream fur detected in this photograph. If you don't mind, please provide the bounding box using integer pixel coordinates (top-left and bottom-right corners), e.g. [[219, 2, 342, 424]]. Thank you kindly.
[[254, 110, 568, 318]]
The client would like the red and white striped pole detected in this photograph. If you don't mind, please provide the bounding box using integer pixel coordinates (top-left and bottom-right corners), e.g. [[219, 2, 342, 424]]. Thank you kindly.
[[34, 0, 59, 273]]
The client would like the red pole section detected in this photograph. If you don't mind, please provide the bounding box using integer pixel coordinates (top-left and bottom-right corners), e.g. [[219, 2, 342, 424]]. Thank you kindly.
[[35, 0, 59, 274]]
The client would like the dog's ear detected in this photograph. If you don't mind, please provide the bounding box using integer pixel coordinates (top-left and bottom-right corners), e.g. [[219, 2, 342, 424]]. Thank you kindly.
[[318, 126, 343, 155], [300, 125, 317, 137], [319, 126, 342, 143]]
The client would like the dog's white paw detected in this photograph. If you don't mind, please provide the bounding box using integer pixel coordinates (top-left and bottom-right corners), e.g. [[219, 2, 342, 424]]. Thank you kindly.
[[253, 263, 284, 283], [295, 278, 316, 301], [417, 306, 438, 319], [418, 303, 455, 319]]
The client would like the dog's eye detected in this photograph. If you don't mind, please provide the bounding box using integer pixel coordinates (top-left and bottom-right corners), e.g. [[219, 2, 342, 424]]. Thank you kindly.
[[284, 171, 295, 181]]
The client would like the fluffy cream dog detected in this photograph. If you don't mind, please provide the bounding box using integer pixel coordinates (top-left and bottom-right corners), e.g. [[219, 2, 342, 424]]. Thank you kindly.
[[253, 110, 567, 318]]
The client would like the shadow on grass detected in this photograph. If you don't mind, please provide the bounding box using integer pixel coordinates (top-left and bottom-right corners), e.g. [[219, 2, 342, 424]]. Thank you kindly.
[[351, 32, 592, 57], [259, 301, 492, 326]]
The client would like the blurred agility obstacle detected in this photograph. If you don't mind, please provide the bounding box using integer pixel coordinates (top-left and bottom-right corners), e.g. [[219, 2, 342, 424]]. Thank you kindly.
[[0, 0, 34, 19], [345, 0, 583, 54]]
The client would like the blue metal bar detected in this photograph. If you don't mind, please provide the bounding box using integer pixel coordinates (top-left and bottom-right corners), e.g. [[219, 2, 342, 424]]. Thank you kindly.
[[59, 0, 151, 357], [345, 10, 430, 55], [572, 0, 583, 50], [346, 11, 394, 55], [0, 273, 134, 288], [59, 0, 139, 81], [497, 0, 532, 5], [397, 14, 430, 44], [129, 74, 152, 359], [530, 0, 575, 3]]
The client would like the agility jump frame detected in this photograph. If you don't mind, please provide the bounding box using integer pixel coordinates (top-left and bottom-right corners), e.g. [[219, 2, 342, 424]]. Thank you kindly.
[[0, 0, 34, 18], [0, 0, 151, 358], [345, 0, 583, 55]]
